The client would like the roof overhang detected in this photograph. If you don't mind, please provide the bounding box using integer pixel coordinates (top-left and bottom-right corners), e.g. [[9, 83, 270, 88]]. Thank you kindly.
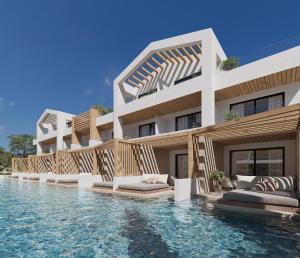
[[121, 91, 201, 124], [216, 46, 300, 101], [130, 104, 300, 147]]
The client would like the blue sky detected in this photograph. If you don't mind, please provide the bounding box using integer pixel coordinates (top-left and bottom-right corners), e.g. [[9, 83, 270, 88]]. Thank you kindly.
[[0, 0, 300, 149]]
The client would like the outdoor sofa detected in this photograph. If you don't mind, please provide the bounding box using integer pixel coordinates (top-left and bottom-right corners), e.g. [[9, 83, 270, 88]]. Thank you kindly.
[[223, 175, 299, 208]]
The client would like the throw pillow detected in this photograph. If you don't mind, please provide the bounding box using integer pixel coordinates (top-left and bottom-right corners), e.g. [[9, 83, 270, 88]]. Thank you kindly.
[[254, 181, 268, 191]]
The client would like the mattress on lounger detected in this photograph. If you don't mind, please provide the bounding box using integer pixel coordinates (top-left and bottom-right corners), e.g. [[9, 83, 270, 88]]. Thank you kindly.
[[118, 183, 169, 191], [93, 182, 113, 188], [56, 179, 78, 184], [28, 176, 39, 180], [223, 189, 299, 208]]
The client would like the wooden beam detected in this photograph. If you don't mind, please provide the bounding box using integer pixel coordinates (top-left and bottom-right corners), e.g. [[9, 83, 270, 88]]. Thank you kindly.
[[127, 78, 141, 88], [181, 47, 192, 62], [136, 70, 149, 81], [150, 56, 163, 69], [131, 74, 145, 85], [141, 66, 154, 78], [188, 133, 194, 178]]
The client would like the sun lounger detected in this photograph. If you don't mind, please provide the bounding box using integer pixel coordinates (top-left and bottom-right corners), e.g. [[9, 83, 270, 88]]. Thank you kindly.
[[46, 178, 56, 183], [118, 183, 169, 192], [93, 182, 113, 188], [28, 176, 40, 181], [223, 189, 299, 208], [56, 179, 78, 184], [10, 175, 18, 179]]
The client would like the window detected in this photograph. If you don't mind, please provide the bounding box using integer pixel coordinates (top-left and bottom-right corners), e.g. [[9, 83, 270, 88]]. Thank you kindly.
[[175, 112, 201, 131], [139, 122, 155, 137], [66, 120, 72, 128], [230, 93, 284, 117], [230, 148, 284, 178]]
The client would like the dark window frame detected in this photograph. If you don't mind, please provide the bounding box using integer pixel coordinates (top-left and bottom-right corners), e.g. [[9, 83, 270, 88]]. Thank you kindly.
[[229, 147, 285, 178], [174, 71, 202, 85], [139, 122, 156, 137], [175, 111, 201, 131], [229, 92, 285, 116]]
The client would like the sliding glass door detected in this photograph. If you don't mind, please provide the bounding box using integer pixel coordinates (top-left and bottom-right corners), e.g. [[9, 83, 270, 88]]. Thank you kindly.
[[230, 148, 284, 177]]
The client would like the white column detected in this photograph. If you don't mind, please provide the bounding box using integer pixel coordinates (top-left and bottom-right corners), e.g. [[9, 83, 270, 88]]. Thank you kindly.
[[200, 30, 216, 127], [114, 116, 123, 139], [113, 80, 126, 139], [56, 113, 65, 151]]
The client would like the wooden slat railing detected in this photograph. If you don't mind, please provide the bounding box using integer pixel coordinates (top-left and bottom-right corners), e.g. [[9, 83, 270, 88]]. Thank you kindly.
[[114, 139, 160, 177], [93, 140, 115, 181], [56, 147, 94, 174], [28, 153, 56, 173], [189, 134, 216, 193], [12, 158, 29, 172]]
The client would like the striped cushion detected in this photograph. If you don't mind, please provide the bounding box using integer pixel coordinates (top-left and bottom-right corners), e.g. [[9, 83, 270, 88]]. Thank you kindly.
[[265, 180, 277, 192], [263, 176, 294, 192], [255, 181, 268, 191]]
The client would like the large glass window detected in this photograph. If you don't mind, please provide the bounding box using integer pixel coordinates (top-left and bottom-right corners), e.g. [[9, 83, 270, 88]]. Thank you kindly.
[[176, 112, 201, 131], [230, 93, 284, 117], [230, 148, 284, 178], [139, 123, 155, 137]]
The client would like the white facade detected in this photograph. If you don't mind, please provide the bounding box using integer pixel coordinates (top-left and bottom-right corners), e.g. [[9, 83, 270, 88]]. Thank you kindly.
[[35, 28, 300, 154], [36, 109, 74, 154]]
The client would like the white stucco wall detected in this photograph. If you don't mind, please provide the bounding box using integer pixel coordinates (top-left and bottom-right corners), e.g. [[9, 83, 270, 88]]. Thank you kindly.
[[215, 81, 300, 124], [123, 106, 202, 138], [101, 128, 114, 142]]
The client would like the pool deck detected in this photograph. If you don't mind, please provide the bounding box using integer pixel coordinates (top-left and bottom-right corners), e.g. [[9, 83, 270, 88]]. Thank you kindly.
[[200, 191, 300, 219]]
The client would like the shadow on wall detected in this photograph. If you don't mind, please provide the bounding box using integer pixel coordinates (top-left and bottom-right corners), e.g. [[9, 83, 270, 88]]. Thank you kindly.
[[122, 208, 179, 257]]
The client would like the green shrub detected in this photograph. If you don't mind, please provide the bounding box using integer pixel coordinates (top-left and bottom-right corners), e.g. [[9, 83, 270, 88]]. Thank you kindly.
[[93, 105, 113, 115], [219, 57, 239, 71], [223, 111, 240, 121]]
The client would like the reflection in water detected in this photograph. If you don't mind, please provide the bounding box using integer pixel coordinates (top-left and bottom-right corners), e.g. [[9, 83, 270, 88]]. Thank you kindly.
[[122, 208, 178, 257]]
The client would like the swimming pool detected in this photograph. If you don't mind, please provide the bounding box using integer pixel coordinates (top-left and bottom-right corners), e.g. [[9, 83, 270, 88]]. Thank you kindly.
[[0, 177, 299, 257]]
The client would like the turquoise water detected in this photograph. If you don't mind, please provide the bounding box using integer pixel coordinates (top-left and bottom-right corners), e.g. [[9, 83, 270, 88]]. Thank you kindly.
[[0, 177, 300, 257]]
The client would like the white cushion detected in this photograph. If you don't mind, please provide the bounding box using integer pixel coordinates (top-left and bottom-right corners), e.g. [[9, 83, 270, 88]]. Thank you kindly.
[[142, 174, 168, 184], [157, 174, 168, 184], [236, 175, 262, 189]]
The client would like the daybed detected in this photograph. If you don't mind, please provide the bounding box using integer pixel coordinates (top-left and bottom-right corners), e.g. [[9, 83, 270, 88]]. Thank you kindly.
[[28, 176, 40, 181], [93, 182, 113, 189], [222, 175, 299, 208], [118, 182, 169, 192], [56, 179, 78, 184], [117, 174, 170, 194], [223, 189, 298, 207], [46, 178, 56, 183]]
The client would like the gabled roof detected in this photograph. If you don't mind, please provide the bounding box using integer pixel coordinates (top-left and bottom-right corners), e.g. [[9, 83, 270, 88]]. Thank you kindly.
[[37, 109, 74, 126], [115, 28, 222, 97]]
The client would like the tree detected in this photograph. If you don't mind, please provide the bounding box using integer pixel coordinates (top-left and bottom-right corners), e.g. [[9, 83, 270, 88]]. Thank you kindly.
[[92, 105, 113, 115], [219, 57, 239, 71], [7, 134, 36, 158], [0, 147, 12, 169]]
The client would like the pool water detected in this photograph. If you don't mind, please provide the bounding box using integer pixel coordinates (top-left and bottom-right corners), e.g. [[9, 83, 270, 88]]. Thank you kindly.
[[0, 177, 300, 258]]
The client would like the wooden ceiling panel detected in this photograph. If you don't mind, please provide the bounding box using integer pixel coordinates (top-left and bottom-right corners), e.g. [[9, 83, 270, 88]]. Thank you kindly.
[[215, 67, 300, 101], [121, 92, 202, 124]]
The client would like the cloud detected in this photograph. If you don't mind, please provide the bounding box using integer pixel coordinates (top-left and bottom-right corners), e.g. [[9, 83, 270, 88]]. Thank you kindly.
[[83, 88, 94, 95], [104, 77, 112, 86], [0, 125, 5, 132], [0, 98, 15, 109]]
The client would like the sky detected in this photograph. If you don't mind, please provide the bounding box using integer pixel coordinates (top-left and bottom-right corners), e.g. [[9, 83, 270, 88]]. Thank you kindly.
[[0, 0, 300, 149]]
